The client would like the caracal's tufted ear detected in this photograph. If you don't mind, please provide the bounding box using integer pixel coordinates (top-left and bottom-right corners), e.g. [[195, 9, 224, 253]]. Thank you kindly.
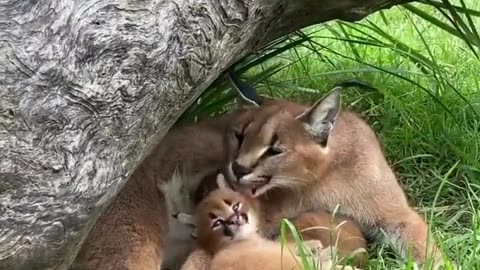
[[296, 87, 341, 147], [227, 71, 263, 107]]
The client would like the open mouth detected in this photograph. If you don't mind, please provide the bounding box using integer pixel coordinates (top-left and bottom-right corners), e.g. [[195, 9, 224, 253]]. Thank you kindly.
[[239, 213, 248, 224], [241, 176, 271, 196], [224, 214, 249, 240], [235, 180, 264, 196], [240, 183, 260, 196], [250, 185, 264, 196]]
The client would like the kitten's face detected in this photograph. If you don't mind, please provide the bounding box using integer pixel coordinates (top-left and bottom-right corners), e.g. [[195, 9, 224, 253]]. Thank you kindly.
[[195, 188, 258, 248]]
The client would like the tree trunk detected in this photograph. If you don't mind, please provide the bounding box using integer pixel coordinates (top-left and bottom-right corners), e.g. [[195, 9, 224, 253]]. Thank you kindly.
[[0, 0, 411, 269]]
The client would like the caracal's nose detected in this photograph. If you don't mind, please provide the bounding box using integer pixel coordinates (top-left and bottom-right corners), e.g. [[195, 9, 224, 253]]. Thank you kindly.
[[232, 161, 252, 180]]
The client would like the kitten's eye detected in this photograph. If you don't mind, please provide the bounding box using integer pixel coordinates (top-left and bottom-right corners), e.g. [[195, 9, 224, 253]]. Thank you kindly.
[[232, 202, 240, 211], [209, 212, 217, 219], [223, 199, 232, 205], [212, 219, 223, 229]]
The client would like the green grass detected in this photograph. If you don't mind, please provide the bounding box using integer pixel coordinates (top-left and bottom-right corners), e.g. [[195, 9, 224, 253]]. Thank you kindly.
[[181, 0, 480, 269]]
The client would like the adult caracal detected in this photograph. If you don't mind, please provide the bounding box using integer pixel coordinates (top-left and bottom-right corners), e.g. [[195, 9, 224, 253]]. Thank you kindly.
[[223, 79, 444, 268]]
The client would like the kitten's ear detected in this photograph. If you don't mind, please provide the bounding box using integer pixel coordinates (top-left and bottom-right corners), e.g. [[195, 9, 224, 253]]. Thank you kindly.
[[227, 71, 263, 107], [216, 173, 232, 192], [296, 87, 341, 147]]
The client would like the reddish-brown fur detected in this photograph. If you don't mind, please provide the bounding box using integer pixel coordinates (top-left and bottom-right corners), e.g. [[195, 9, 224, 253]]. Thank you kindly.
[[190, 173, 368, 268], [72, 89, 443, 269], [181, 175, 359, 270], [195, 185, 259, 254]]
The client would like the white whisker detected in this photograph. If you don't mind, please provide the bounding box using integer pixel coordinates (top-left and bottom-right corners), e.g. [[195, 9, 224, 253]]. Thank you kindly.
[[272, 175, 312, 189], [306, 169, 320, 182]]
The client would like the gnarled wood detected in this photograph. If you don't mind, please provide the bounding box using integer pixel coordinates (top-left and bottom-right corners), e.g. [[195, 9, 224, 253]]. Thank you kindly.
[[0, 0, 411, 269]]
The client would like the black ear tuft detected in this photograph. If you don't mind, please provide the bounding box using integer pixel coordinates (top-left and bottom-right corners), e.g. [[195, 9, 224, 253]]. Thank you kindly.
[[297, 87, 341, 146], [227, 71, 263, 107]]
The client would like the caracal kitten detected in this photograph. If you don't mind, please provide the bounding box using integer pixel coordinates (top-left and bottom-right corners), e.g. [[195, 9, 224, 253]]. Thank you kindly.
[[187, 172, 369, 269], [158, 171, 198, 270], [180, 174, 360, 270], [223, 79, 446, 268], [72, 112, 242, 270]]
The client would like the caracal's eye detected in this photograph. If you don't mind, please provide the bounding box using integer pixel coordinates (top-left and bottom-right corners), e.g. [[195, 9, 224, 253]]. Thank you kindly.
[[212, 219, 223, 229], [265, 146, 283, 156], [234, 131, 244, 146], [223, 199, 232, 206], [232, 202, 240, 211], [265, 134, 283, 156]]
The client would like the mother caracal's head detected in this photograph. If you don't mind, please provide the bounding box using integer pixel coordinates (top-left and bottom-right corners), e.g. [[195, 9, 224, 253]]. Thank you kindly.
[[225, 72, 341, 197]]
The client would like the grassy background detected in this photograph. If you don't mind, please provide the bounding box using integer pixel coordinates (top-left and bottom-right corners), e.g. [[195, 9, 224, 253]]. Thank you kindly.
[[181, 0, 480, 269]]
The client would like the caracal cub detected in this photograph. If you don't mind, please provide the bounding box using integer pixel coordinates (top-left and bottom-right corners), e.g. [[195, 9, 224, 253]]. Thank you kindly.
[[181, 174, 360, 270], [186, 173, 368, 269], [158, 171, 198, 270], [73, 112, 240, 270], [224, 81, 445, 268]]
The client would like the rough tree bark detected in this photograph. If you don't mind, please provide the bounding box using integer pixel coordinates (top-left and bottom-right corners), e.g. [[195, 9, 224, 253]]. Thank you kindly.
[[0, 0, 411, 269]]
